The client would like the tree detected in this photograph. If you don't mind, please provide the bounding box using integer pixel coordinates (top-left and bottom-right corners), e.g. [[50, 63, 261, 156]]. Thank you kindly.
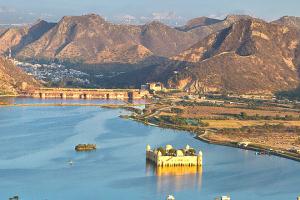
[[240, 112, 248, 119], [157, 147, 166, 156], [187, 149, 196, 155], [168, 148, 177, 156]]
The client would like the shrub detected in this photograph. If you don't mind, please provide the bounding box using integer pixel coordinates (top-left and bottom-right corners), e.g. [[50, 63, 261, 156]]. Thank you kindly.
[[157, 147, 166, 156], [171, 107, 183, 114]]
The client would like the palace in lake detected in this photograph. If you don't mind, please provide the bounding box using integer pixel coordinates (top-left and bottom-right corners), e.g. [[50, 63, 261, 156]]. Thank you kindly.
[[146, 144, 203, 167]]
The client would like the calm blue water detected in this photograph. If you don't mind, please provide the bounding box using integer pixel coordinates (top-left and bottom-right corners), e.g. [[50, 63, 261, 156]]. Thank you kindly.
[[0, 98, 299, 200]]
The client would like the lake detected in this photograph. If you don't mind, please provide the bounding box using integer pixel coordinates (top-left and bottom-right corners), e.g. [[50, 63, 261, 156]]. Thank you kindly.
[[0, 98, 299, 200]]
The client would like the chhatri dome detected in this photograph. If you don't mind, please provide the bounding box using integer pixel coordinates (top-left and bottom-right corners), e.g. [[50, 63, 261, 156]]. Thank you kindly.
[[176, 150, 184, 157], [157, 151, 162, 156], [198, 151, 203, 156], [185, 144, 190, 150], [146, 144, 151, 151], [166, 144, 173, 151]]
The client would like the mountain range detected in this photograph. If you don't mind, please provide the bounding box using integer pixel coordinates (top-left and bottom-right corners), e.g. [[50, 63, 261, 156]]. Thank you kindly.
[[0, 14, 253, 63], [1, 14, 300, 95]]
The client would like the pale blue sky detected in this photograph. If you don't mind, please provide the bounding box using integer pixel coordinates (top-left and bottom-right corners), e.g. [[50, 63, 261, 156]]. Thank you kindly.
[[0, 0, 300, 24]]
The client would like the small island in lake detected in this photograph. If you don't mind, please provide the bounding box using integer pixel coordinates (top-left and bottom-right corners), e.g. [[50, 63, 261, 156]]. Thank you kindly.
[[75, 144, 97, 152]]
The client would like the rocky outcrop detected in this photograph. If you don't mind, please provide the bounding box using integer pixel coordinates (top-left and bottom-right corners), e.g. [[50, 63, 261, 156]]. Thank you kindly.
[[178, 15, 254, 41], [12, 20, 56, 54], [11, 14, 199, 64], [169, 18, 300, 94], [178, 17, 222, 31], [1, 14, 252, 65], [0, 26, 29, 55], [0, 57, 40, 95], [108, 18, 300, 95], [272, 16, 300, 30]]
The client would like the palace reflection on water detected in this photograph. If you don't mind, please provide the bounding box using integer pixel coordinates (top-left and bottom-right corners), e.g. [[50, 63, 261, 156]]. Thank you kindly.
[[146, 161, 203, 193]]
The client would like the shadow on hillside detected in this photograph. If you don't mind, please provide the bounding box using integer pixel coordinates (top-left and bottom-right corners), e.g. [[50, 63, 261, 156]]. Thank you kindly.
[[275, 86, 300, 100], [83, 56, 195, 89]]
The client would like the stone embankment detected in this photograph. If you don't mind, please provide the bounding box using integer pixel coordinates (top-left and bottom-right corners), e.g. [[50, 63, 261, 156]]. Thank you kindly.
[[24, 88, 149, 100]]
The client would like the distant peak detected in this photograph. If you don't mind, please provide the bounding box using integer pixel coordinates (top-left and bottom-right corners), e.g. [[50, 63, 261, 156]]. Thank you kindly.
[[273, 16, 300, 29], [182, 16, 221, 30], [31, 19, 52, 27], [56, 14, 108, 29], [60, 13, 106, 23], [278, 16, 300, 21], [82, 13, 105, 20], [225, 14, 253, 22], [34, 19, 47, 24], [146, 21, 166, 26], [142, 21, 169, 30], [186, 17, 220, 26]]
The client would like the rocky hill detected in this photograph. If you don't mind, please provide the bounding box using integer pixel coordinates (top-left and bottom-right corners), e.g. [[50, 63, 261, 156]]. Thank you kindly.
[[12, 20, 56, 54], [9, 14, 199, 64], [1, 14, 300, 95], [0, 28, 6, 35], [178, 17, 222, 31], [0, 57, 40, 95], [178, 15, 253, 41], [107, 18, 300, 95], [273, 16, 300, 29], [170, 18, 300, 94], [0, 26, 29, 55], [1, 14, 249, 65]]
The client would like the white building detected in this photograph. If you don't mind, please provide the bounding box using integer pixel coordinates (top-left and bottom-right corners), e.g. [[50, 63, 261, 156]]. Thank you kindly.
[[146, 144, 203, 167], [166, 195, 175, 200], [215, 196, 230, 200]]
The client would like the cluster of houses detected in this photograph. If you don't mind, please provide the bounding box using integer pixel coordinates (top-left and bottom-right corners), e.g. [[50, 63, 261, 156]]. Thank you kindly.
[[289, 147, 300, 154], [141, 82, 164, 92], [13, 60, 90, 85]]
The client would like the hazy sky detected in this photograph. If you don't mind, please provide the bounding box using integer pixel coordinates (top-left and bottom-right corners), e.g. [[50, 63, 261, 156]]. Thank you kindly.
[[1, 0, 300, 25]]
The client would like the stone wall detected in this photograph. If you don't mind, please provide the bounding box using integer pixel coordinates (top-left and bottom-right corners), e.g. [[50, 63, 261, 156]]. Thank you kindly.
[[28, 88, 149, 99]]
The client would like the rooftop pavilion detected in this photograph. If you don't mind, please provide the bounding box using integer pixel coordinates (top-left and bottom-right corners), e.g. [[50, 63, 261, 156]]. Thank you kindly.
[[146, 144, 203, 167]]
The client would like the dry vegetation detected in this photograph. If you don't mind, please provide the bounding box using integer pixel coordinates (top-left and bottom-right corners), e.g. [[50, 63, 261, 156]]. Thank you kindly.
[[178, 105, 300, 118], [205, 124, 300, 150], [139, 95, 300, 157], [200, 120, 300, 129]]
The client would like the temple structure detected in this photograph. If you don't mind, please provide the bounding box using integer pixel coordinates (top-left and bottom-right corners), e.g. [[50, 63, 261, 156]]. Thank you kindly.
[[146, 144, 203, 167]]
